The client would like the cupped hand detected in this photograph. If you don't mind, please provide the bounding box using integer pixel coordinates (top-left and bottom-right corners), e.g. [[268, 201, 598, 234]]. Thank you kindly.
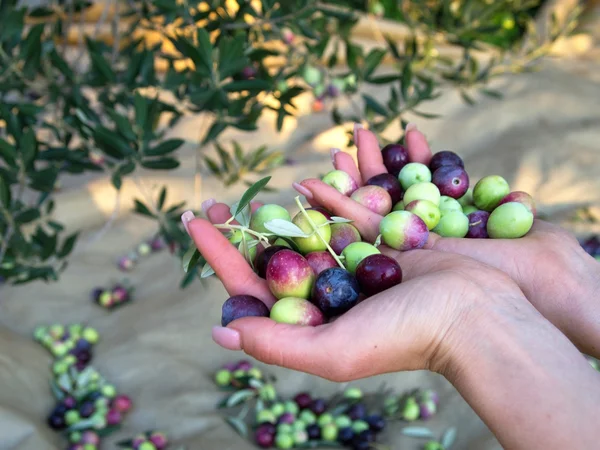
[[183, 201, 530, 382], [295, 124, 600, 356]]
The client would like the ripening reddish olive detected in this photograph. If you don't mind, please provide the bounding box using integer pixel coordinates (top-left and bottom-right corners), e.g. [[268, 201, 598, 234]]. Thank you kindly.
[[355, 254, 402, 296]]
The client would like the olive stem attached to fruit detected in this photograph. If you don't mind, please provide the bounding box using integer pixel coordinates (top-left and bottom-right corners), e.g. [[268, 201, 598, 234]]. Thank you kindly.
[[294, 196, 346, 270], [214, 224, 271, 245]]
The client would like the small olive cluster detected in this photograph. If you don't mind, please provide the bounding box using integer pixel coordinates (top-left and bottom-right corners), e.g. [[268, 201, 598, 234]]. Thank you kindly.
[[214, 360, 440, 450], [300, 65, 357, 113], [117, 430, 169, 450], [91, 283, 133, 309], [117, 236, 167, 272], [34, 324, 133, 449], [383, 389, 440, 422], [214, 359, 265, 389], [34, 324, 99, 373]]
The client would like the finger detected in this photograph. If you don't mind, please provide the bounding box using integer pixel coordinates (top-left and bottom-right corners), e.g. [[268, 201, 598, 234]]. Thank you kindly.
[[405, 125, 432, 165], [356, 128, 387, 182], [299, 179, 383, 242], [207, 201, 265, 225], [333, 152, 363, 187], [187, 218, 276, 307]]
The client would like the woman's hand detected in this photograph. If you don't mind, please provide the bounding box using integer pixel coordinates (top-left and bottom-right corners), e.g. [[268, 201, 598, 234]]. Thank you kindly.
[[182, 202, 600, 449], [294, 124, 600, 357]]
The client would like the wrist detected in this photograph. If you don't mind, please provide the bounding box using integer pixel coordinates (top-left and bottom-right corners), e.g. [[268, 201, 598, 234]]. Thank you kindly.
[[442, 294, 600, 449]]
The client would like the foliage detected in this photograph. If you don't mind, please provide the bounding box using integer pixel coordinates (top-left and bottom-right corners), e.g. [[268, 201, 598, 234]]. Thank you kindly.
[[0, 0, 581, 287]]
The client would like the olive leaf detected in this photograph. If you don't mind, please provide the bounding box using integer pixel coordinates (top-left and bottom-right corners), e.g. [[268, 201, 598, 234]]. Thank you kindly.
[[329, 216, 353, 224], [226, 389, 257, 408], [182, 246, 201, 273], [49, 380, 65, 400], [263, 219, 309, 238], [200, 262, 215, 278], [225, 415, 248, 438], [373, 234, 382, 247], [229, 201, 251, 228], [400, 426, 435, 438], [234, 176, 271, 217], [441, 426, 457, 448]]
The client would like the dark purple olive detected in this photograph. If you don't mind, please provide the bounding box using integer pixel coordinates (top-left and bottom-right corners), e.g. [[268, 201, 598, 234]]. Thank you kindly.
[[221, 295, 270, 326], [381, 144, 409, 176], [256, 245, 288, 279], [366, 173, 403, 204], [429, 150, 464, 172]]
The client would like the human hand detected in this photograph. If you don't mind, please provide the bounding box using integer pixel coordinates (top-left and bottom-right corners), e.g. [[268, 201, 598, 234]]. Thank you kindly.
[[182, 201, 526, 380], [294, 124, 600, 357], [183, 202, 600, 450]]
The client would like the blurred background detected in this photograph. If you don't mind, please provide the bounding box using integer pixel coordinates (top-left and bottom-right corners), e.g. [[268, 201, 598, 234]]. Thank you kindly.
[[1, 0, 599, 449]]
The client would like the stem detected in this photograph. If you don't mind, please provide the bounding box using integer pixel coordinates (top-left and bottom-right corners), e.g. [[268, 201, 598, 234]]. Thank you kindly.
[[213, 224, 270, 244], [294, 196, 345, 269]]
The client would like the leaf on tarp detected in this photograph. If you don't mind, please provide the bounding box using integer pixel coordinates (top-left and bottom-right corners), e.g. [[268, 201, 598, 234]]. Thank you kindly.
[[264, 219, 309, 238], [224, 415, 248, 438], [226, 388, 256, 408], [400, 426, 435, 438], [441, 427, 457, 448]]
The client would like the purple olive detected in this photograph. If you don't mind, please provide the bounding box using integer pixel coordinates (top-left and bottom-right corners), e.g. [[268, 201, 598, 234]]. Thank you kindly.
[[305, 251, 338, 276], [429, 150, 464, 172], [466, 211, 490, 239], [221, 295, 270, 326], [432, 166, 469, 199], [381, 144, 409, 176], [365, 173, 403, 204], [256, 245, 288, 279]]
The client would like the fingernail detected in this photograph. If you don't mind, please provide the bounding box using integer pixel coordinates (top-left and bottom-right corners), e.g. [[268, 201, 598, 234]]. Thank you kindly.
[[405, 122, 418, 133], [201, 198, 216, 215], [293, 182, 313, 200], [181, 210, 195, 235], [330, 148, 340, 166], [353, 123, 363, 143], [212, 326, 242, 350]]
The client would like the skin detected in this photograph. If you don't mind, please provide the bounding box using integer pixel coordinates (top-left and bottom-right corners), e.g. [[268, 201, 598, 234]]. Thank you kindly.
[[294, 126, 600, 360], [183, 125, 600, 449]]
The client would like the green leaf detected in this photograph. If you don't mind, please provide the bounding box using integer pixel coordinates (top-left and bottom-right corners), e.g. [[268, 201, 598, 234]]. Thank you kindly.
[[57, 233, 79, 258], [441, 427, 457, 448], [234, 176, 271, 217], [146, 139, 184, 156], [480, 88, 503, 99], [141, 158, 180, 170], [134, 92, 148, 132], [200, 262, 215, 278], [0, 138, 16, 166], [20, 128, 37, 166], [364, 48, 386, 79], [133, 199, 155, 217], [229, 202, 251, 228], [15, 208, 40, 224], [169, 30, 212, 78], [362, 94, 388, 116], [203, 122, 227, 145], [224, 416, 248, 438], [0, 177, 11, 208], [222, 79, 270, 93], [86, 40, 116, 83], [226, 389, 256, 408], [93, 126, 133, 158], [218, 35, 247, 79], [157, 186, 167, 210], [400, 427, 435, 438], [411, 110, 442, 119], [204, 156, 222, 176], [401, 64, 413, 100], [182, 246, 202, 273], [107, 109, 136, 142], [111, 161, 135, 190], [49, 48, 74, 81], [263, 219, 309, 238], [368, 74, 399, 84], [215, 143, 234, 173], [460, 90, 476, 106]]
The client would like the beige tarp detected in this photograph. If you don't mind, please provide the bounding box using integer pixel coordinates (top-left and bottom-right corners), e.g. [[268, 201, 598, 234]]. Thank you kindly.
[[1, 57, 600, 450]]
